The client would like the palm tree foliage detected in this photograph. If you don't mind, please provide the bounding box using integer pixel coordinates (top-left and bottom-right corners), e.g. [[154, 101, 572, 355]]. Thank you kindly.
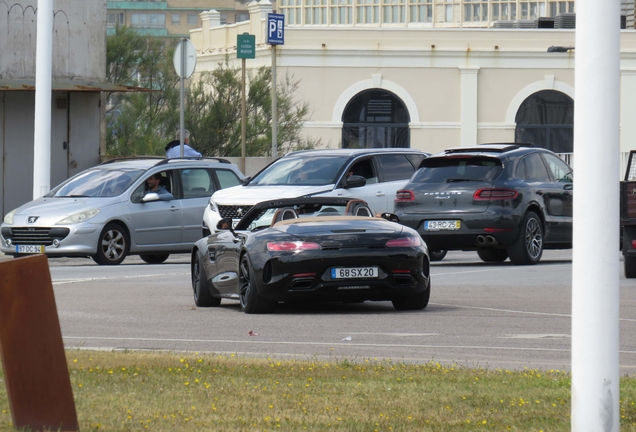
[[106, 26, 319, 157]]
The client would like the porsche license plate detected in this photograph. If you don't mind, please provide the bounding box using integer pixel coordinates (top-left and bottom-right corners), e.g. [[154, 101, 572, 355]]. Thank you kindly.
[[424, 220, 461, 231], [16, 245, 45, 254], [331, 267, 378, 279]]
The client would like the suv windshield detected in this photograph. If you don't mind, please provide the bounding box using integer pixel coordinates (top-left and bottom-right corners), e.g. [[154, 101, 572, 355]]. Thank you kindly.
[[47, 168, 145, 198], [249, 155, 350, 186], [413, 156, 503, 183]]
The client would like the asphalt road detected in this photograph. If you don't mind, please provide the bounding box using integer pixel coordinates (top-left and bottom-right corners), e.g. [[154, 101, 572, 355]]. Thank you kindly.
[[3, 250, 636, 374]]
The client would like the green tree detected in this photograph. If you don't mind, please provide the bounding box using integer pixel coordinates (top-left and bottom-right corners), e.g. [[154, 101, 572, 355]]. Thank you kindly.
[[106, 29, 318, 157], [106, 27, 178, 156]]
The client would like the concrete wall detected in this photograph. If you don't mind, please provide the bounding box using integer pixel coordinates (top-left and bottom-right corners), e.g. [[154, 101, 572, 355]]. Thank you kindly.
[[0, 1, 105, 217], [0, 0, 106, 80], [0, 91, 101, 218]]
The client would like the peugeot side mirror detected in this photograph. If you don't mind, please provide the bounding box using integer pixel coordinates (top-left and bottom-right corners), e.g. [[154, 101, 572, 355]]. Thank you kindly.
[[142, 192, 160, 202]]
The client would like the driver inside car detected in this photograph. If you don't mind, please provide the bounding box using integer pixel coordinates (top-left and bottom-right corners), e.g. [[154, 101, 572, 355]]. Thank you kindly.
[[145, 173, 174, 201]]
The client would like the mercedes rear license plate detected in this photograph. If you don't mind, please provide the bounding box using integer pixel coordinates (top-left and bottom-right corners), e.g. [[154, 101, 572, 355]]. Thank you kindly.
[[424, 220, 461, 231], [331, 267, 378, 279], [16, 245, 45, 254]]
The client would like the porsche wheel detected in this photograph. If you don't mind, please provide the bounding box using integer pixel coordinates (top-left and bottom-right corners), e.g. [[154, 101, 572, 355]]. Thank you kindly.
[[508, 211, 543, 265], [477, 249, 508, 263], [93, 223, 129, 265], [625, 256, 636, 279], [239, 254, 276, 314], [140, 254, 170, 264], [392, 279, 430, 311], [192, 253, 220, 307]]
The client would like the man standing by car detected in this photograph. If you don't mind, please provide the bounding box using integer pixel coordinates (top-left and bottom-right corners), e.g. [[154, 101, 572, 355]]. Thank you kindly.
[[146, 173, 174, 201], [165, 129, 202, 158]]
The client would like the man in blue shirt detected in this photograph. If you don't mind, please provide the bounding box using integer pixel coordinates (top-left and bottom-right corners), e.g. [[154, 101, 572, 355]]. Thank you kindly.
[[145, 173, 174, 201], [165, 129, 202, 158]]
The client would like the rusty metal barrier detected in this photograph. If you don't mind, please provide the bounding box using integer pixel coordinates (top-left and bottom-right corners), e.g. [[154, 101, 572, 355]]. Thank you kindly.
[[0, 254, 78, 431]]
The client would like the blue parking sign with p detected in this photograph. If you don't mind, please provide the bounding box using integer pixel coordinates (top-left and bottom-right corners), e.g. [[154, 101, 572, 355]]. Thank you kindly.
[[267, 13, 284, 45]]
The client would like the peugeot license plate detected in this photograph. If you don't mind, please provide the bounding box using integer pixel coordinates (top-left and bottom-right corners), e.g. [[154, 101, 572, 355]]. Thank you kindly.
[[16, 245, 45, 254], [331, 267, 378, 279], [424, 220, 461, 231]]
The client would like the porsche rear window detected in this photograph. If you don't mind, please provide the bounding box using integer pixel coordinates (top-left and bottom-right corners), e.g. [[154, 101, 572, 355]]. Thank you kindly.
[[412, 156, 502, 183]]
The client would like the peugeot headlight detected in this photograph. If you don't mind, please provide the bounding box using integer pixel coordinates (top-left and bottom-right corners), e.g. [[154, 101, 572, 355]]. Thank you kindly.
[[3, 209, 16, 225], [209, 198, 219, 213], [56, 209, 100, 225]]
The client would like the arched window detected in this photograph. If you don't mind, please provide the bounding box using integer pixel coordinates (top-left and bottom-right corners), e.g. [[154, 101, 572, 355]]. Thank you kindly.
[[341, 90, 410, 149], [515, 90, 574, 153]]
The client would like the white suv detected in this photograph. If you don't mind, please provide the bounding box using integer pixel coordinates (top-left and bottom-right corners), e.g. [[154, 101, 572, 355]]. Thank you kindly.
[[202, 148, 428, 234]]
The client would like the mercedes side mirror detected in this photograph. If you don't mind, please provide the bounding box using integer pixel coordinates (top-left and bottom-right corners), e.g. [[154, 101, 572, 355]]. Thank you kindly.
[[216, 218, 233, 230]]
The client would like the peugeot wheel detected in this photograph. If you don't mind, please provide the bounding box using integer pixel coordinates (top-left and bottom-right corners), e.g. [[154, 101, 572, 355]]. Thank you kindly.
[[140, 254, 170, 264], [93, 223, 129, 265]]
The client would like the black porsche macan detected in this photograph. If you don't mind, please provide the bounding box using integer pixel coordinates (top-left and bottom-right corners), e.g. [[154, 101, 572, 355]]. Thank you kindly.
[[394, 144, 573, 265], [190, 197, 431, 314]]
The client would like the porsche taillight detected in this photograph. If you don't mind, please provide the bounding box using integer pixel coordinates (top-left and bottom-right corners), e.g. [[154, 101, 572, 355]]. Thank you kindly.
[[266, 241, 321, 252], [395, 190, 415, 202], [385, 236, 421, 247], [473, 188, 519, 200]]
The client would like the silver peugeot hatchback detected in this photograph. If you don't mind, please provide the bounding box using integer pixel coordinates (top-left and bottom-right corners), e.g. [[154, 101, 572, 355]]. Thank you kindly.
[[1, 157, 244, 265]]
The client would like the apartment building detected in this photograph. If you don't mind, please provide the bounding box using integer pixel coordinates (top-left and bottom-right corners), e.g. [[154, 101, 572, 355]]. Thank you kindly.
[[278, 0, 633, 28], [192, 1, 636, 156], [107, 0, 252, 37]]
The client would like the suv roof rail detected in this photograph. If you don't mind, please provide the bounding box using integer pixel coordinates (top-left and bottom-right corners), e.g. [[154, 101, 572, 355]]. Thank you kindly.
[[444, 143, 533, 154], [154, 156, 232, 166], [100, 156, 164, 165]]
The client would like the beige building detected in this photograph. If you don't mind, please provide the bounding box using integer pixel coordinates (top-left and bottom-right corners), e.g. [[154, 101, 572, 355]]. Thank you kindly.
[[190, 1, 636, 160]]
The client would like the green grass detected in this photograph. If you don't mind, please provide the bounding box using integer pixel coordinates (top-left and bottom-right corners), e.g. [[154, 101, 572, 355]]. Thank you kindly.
[[1, 350, 636, 431]]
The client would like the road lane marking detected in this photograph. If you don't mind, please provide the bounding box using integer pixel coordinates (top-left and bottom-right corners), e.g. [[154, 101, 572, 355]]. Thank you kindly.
[[498, 334, 570, 339], [62, 335, 572, 353], [345, 332, 438, 337], [431, 263, 570, 277], [430, 302, 636, 323], [52, 273, 189, 285]]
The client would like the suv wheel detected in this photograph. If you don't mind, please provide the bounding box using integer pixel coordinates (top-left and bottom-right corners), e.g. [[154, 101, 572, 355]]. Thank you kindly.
[[477, 249, 508, 263], [507, 211, 543, 265], [429, 250, 447, 261], [625, 256, 636, 279]]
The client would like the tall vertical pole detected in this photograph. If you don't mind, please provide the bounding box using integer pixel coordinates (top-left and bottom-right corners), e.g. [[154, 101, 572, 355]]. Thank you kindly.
[[33, 0, 53, 199], [271, 45, 278, 159], [179, 38, 186, 158], [571, 0, 620, 430], [241, 58, 246, 174]]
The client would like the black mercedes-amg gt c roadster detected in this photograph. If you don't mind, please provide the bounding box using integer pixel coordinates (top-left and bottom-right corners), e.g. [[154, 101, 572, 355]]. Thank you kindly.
[[190, 197, 431, 314]]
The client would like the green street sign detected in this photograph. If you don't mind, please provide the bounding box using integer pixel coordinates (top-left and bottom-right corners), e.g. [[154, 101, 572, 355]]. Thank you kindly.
[[237, 33, 255, 59]]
